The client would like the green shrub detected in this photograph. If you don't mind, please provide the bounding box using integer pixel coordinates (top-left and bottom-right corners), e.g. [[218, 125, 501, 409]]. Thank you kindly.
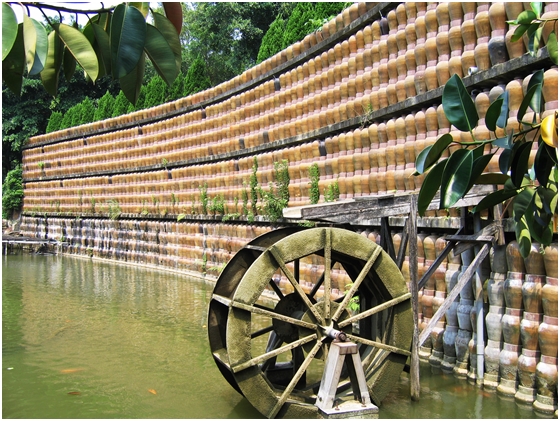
[[184, 56, 212, 96], [70, 103, 83, 127], [46, 111, 63, 133], [256, 17, 286, 63], [94, 90, 115, 121], [309, 163, 320, 204], [79, 97, 95, 125], [143, 76, 167, 108], [112, 91, 130, 117], [59, 107, 75, 129], [2, 166, 23, 219]]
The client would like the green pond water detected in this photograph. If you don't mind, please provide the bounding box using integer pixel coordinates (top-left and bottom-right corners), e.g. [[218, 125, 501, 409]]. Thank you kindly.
[[2, 252, 545, 419]]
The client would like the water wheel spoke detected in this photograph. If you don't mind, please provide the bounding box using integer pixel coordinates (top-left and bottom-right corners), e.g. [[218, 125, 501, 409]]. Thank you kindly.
[[231, 299, 316, 330], [331, 246, 382, 322], [323, 228, 332, 323], [345, 333, 411, 357], [232, 333, 317, 373], [267, 339, 324, 419], [250, 324, 275, 339], [269, 245, 324, 325], [337, 292, 412, 329], [269, 278, 284, 299]]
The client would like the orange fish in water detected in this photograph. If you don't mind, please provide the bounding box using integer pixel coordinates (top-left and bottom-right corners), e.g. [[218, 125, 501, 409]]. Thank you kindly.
[[67, 391, 81, 395], [60, 368, 83, 374], [148, 389, 157, 395]]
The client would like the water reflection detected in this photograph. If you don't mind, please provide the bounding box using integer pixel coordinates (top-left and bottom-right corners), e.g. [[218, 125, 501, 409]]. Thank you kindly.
[[2, 253, 547, 419]]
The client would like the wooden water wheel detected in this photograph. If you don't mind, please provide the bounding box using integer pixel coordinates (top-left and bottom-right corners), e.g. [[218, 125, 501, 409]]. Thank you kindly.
[[207, 227, 413, 418]]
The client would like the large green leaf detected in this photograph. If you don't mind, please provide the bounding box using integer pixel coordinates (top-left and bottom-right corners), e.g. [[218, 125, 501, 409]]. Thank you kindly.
[[472, 187, 518, 213], [474, 173, 511, 185], [526, 189, 554, 245], [530, 2, 542, 17], [92, 23, 112, 77], [515, 212, 532, 258], [527, 23, 543, 56], [516, 10, 537, 24], [440, 148, 473, 208], [517, 83, 539, 123], [442, 74, 478, 133], [511, 141, 533, 188], [130, 2, 150, 18], [55, 23, 99, 82], [120, 52, 145, 105], [152, 11, 182, 73], [485, 97, 503, 132], [527, 69, 543, 113], [22, 14, 37, 73], [2, 3, 18, 60], [534, 138, 556, 186], [415, 133, 453, 174], [2, 23, 25, 95], [111, 4, 146, 79], [511, 23, 530, 42], [28, 18, 48, 75], [144, 24, 178, 86], [512, 186, 535, 222], [547, 31, 558, 65], [466, 150, 495, 192], [62, 46, 76, 81], [418, 159, 447, 216], [40, 30, 64, 96]]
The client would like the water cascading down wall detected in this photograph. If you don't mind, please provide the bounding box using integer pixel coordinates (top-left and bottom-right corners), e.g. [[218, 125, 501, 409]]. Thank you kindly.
[[19, 2, 558, 413]]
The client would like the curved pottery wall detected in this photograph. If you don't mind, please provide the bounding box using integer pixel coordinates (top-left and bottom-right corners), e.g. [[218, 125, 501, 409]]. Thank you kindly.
[[18, 2, 558, 413]]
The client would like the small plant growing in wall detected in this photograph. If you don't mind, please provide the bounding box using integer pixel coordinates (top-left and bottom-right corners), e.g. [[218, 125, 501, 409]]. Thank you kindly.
[[140, 199, 149, 216], [162, 157, 169, 170], [107, 199, 122, 220], [258, 160, 290, 222], [151, 195, 160, 214], [209, 194, 225, 216], [38, 162, 45, 174], [309, 162, 320, 205], [90, 196, 97, 214], [324, 178, 340, 202], [170, 192, 178, 212], [250, 157, 259, 216], [199, 182, 208, 215]]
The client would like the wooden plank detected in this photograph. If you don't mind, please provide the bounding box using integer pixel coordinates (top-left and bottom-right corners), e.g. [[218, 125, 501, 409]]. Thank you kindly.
[[418, 243, 491, 346], [408, 195, 420, 401]]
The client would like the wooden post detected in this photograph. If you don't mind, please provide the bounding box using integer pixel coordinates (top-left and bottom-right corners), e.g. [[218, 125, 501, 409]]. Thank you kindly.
[[408, 195, 420, 401]]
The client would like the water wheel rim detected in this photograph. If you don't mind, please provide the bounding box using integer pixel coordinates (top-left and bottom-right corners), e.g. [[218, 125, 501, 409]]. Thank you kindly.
[[210, 227, 413, 418]]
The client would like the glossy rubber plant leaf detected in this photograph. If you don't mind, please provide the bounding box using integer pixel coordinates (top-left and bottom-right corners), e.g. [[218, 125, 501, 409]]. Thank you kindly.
[[415, 133, 453, 174], [129, 2, 150, 18], [516, 10, 537, 24], [440, 148, 473, 209], [2, 23, 25, 96], [466, 149, 496, 192], [442, 74, 478, 133], [527, 23, 543, 56], [28, 18, 48, 75], [2, 3, 18, 60], [472, 187, 518, 213], [40, 30, 64, 96], [526, 189, 554, 245], [514, 212, 532, 258], [530, 2, 542, 17], [473, 173, 510, 185], [120, 52, 145, 105], [152, 11, 182, 73], [512, 186, 535, 222], [527, 69, 544, 113], [111, 4, 146, 79], [22, 14, 37, 73], [534, 138, 556, 186], [417, 159, 446, 216], [547, 31, 558, 65], [511, 23, 530, 42], [162, 2, 183, 34], [55, 23, 99, 82], [62, 46, 76, 81], [485, 97, 503, 132], [511, 141, 533, 188], [92, 23, 112, 77], [517, 83, 539, 123], [144, 24, 178, 86]]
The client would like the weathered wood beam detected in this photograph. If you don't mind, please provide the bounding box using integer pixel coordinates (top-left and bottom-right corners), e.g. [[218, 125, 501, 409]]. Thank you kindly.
[[418, 243, 491, 346]]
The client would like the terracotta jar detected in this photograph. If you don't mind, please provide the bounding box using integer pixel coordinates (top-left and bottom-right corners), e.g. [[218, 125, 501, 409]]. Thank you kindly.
[[484, 338, 503, 389], [538, 315, 558, 358], [442, 324, 459, 372], [497, 342, 521, 396], [541, 2, 558, 43], [542, 276, 558, 318], [542, 67, 558, 117], [525, 242, 547, 275], [488, 2, 509, 65], [533, 355, 558, 415], [461, 3, 477, 75], [454, 328, 472, 377], [523, 274, 544, 314], [515, 348, 540, 403]]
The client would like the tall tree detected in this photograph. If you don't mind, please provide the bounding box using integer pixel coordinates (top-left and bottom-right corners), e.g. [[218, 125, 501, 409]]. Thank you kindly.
[[182, 2, 282, 86]]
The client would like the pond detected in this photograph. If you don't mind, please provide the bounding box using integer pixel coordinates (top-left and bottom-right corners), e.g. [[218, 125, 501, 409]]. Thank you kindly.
[[2, 252, 544, 418]]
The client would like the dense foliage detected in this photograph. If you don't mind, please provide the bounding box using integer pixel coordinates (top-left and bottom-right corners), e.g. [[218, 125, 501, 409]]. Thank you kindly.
[[2, 166, 23, 219], [256, 2, 350, 63]]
